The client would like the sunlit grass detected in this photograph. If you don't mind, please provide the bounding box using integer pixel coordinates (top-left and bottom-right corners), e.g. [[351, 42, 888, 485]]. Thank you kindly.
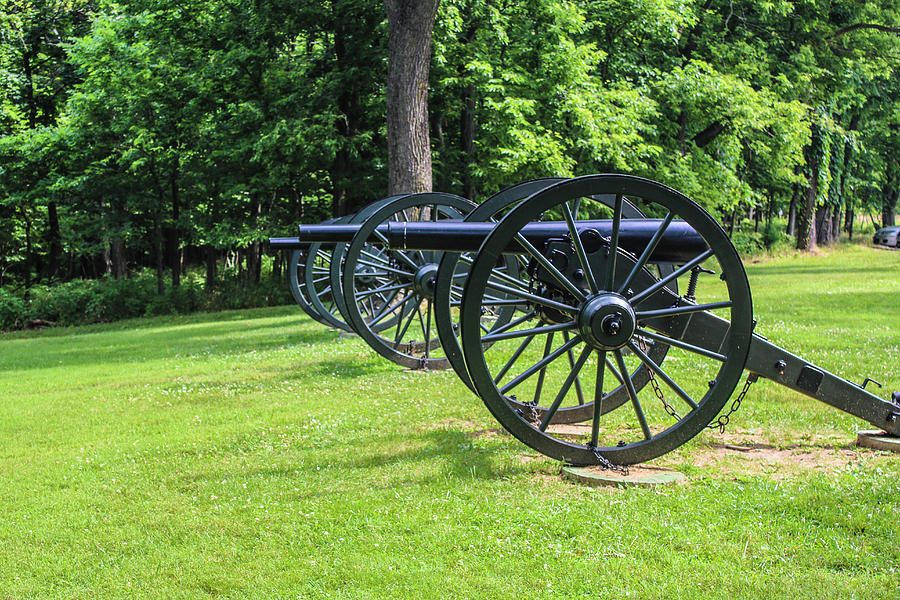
[[0, 243, 897, 599]]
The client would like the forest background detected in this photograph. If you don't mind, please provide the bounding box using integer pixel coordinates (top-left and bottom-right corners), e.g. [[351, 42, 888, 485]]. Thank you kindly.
[[0, 0, 898, 329]]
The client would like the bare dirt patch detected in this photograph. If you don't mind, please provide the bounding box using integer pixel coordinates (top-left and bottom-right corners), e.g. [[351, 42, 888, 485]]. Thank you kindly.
[[659, 439, 897, 480]]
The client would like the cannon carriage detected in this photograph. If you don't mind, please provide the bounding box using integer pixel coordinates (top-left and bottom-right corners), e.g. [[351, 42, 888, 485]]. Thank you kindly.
[[272, 174, 900, 467]]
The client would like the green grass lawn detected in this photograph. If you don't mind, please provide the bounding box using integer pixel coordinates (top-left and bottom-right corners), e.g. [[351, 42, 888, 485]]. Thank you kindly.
[[1, 243, 898, 599]]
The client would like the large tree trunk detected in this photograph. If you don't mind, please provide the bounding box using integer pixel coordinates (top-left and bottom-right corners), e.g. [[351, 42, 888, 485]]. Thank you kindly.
[[111, 238, 126, 280], [385, 0, 441, 195], [883, 189, 898, 228], [882, 162, 898, 227]]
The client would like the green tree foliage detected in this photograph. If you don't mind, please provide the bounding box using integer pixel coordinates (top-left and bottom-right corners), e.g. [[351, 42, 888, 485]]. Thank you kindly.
[[0, 0, 897, 316]]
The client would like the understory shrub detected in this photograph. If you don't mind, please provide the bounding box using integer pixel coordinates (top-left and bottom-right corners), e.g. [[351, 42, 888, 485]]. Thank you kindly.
[[0, 270, 294, 331], [0, 288, 25, 330]]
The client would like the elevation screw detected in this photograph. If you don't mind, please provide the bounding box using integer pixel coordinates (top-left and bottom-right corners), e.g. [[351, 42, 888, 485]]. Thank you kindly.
[[775, 360, 787, 374]]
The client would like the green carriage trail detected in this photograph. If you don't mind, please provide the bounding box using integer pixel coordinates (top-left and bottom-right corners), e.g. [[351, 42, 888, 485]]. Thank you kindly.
[[0, 244, 897, 599]]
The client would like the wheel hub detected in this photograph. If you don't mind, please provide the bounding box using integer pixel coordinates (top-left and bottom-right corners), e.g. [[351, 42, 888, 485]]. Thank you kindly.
[[578, 293, 636, 350], [413, 263, 439, 298], [355, 264, 379, 285]]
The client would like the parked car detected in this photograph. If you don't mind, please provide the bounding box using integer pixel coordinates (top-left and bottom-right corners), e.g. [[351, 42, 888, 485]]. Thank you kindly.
[[873, 225, 900, 247]]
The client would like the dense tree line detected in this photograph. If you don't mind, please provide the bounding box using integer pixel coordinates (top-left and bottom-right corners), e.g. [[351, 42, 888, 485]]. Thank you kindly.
[[0, 0, 898, 300]]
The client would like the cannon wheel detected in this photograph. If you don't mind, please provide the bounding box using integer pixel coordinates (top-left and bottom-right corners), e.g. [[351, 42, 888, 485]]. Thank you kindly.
[[329, 196, 410, 334], [434, 178, 676, 425], [289, 217, 343, 327], [288, 248, 327, 325], [304, 215, 355, 331], [460, 175, 753, 465], [340, 193, 477, 369]]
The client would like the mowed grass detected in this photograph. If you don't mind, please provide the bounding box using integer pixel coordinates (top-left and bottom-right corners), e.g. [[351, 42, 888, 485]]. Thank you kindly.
[[0, 243, 898, 599]]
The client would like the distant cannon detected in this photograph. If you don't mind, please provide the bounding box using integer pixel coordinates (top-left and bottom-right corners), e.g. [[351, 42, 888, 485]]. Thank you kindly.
[[271, 174, 900, 467]]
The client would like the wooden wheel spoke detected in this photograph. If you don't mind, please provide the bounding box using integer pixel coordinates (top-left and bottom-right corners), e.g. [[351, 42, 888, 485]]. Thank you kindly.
[[483, 310, 536, 338], [423, 298, 433, 358], [562, 200, 598, 294], [481, 321, 574, 343], [355, 258, 415, 279], [483, 279, 578, 315], [370, 292, 411, 327], [614, 349, 652, 440], [562, 330, 585, 405], [606, 194, 623, 290], [393, 297, 417, 348], [539, 346, 593, 430], [532, 332, 555, 406], [355, 281, 409, 299], [499, 334, 582, 395], [627, 341, 699, 410], [635, 301, 732, 320], [635, 327, 726, 362], [590, 351, 607, 447], [514, 232, 586, 301], [493, 334, 537, 383], [629, 248, 714, 305], [618, 212, 674, 295]]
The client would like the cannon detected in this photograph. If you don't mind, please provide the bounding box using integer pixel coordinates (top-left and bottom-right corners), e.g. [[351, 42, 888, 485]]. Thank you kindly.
[[271, 174, 900, 467]]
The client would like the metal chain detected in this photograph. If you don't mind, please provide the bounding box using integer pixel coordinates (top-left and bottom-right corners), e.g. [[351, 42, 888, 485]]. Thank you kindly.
[[587, 444, 630, 476], [637, 336, 681, 421], [514, 396, 542, 427], [707, 373, 758, 433]]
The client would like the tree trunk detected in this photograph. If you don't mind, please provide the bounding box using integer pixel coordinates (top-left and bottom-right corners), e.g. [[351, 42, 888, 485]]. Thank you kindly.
[[169, 160, 181, 287], [272, 248, 283, 281], [814, 205, 832, 246], [111, 238, 126, 279], [882, 162, 898, 227], [21, 206, 33, 291], [838, 113, 858, 241], [796, 126, 822, 251], [385, 0, 441, 195], [796, 171, 818, 251], [845, 206, 854, 240], [246, 194, 263, 283], [461, 83, 476, 200], [787, 184, 798, 236], [44, 201, 63, 279], [205, 245, 217, 288], [883, 189, 898, 228], [154, 212, 165, 295]]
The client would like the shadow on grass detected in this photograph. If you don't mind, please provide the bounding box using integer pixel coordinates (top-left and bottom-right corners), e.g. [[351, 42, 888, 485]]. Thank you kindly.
[[754, 289, 896, 319], [292, 359, 388, 380], [0, 311, 340, 373], [747, 264, 895, 277], [337, 427, 525, 482]]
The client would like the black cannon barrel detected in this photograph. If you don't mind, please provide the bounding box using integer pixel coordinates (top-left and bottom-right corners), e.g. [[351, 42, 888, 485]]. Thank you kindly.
[[386, 219, 707, 262], [270, 219, 708, 263]]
